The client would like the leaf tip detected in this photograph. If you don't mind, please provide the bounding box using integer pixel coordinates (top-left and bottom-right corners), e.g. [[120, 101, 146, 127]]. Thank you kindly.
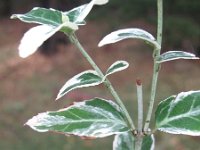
[[32, 7, 39, 10], [55, 96, 60, 101], [55, 93, 62, 101], [10, 14, 16, 19], [94, 0, 109, 5], [98, 41, 104, 47], [19, 50, 29, 58], [18, 43, 35, 58], [23, 122, 27, 126]]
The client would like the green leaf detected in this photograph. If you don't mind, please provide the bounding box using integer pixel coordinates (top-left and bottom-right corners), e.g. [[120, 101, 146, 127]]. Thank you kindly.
[[56, 70, 102, 100], [113, 132, 154, 150], [157, 51, 199, 63], [105, 61, 129, 77], [26, 98, 129, 138], [98, 28, 160, 49], [11, 7, 63, 26], [155, 91, 200, 136]]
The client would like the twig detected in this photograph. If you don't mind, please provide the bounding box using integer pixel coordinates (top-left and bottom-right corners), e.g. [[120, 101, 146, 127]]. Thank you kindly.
[[144, 0, 163, 131]]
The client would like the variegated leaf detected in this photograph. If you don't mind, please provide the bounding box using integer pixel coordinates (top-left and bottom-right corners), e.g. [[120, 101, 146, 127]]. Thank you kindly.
[[11, 7, 62, 26], [156, 91, 200, 136], [56, 70, 102, 100], [113, 132, 155, 150], [113, 132, 134, 150], [65, 0, 109, 24], [157, 51, 199, 63], [105, 61, 129, 78], [19, 24, 64, 58], [98, 28, 160, 49], [26, 98, 129, 138]]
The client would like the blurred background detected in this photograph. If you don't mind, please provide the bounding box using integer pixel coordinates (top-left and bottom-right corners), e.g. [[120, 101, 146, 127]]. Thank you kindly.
[[0, 0, 200, 149]]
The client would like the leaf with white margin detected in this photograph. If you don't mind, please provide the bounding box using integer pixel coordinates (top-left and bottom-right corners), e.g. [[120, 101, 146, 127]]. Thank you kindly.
[[113, 132, 155, 150], [64, 0, 109, 24], [11, 7, 63, 26], [157, 51, 199, 63], [94, 0, 109, 5], [19, 24, 63, 58], [105, 61, 129, 77], [11, 7, 78, 30], [113, 132, 134, 150], [141, 134, 155, 150], [56, 70, 102, 100], [73, 0, 109, 23], [25, 98, 129, 138], [98, 28, 160, 49], [64, 4, 88, 25], [155, 90, 200, 136]]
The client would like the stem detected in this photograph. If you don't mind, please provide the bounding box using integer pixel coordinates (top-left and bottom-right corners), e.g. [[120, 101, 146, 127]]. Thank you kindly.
[[135, 136, 143, 150], [157, 0, 163, 46], [136, 79, 143, 133], [135, 79, 144, 150], [69, 34, 136, 130], [144, 0, 163, 131]]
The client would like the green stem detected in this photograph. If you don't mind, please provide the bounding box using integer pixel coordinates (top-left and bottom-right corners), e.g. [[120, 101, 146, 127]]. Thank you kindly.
[[135, 79, 144, 150], [144, 0, 163, 131], [156, 0, 163, 46], [69, 34, 136, 131], [136, 79, 143, 133], [135, 136, 143, 150]]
